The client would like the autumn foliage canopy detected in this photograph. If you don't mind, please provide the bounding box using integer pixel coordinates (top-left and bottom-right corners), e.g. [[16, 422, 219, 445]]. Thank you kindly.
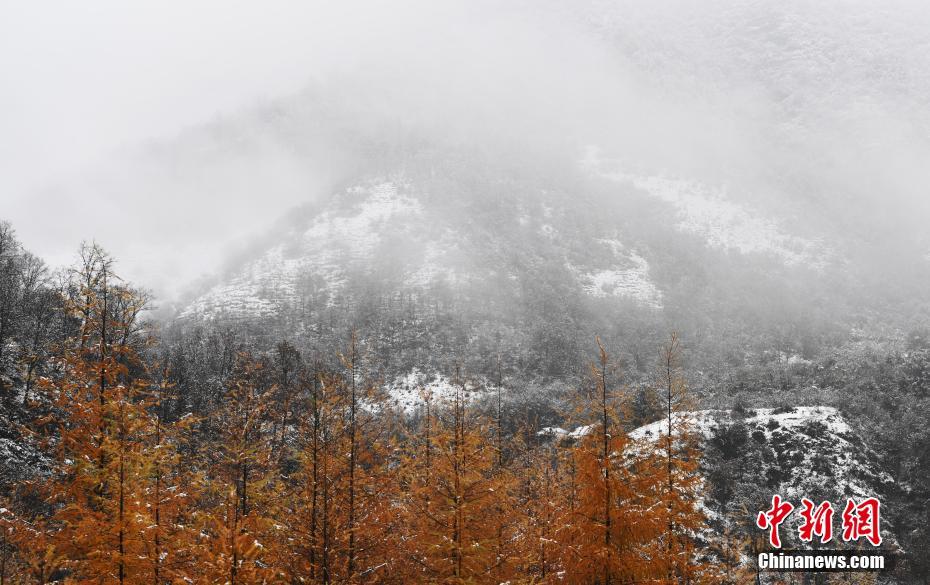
[[0, 248, 720, 584]]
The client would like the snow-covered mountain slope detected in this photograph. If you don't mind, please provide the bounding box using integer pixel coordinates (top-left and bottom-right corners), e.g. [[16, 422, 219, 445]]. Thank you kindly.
[[632, 407, 892, 501], [171, 138, 914, 390], [182, 180, 443, 319], [180, 174, 671, 321], [573, 238, 663, 308], [539, 406, 899, 551], [582, 147, 831, 269], [631, 406, 898, 549]]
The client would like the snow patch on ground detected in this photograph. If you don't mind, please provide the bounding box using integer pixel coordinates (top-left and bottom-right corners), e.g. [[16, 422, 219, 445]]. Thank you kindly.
[[303, 181, 422, 261], [631, 406, 893, 502], [575, 238, 663, 308], [630, 406, 848, 443], [385, 368, 487, 415], [538, 424, 595, 440]]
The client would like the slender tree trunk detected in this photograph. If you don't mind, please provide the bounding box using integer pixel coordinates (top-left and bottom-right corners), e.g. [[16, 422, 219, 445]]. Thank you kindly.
[[424, 394, 431, 504], [98, 267, 109, 475], [496, 357, 503, 468], [275, 357, 292, 459], [666, 343, 675, 582], [119, 440, 125, 585], [0, 314, 6, 369], [495, 357, 504, 578], [321, 440, 330, 585], [599, 346, 611, 585], [347, 336, 357, 581], [241, 461, 248, 517], [153, 380, 164, 585], [320, 378, 331, 585], [278, 393, 290, 459], [309, 373, 320, 581], [452, 366, 464, 579], [24, 358, 35, 404], [541, 463, 551, 579], [231, 494, 239, 585], [569, 452, 577, 552], [154, 454, 161, 584], [24, 308, 49, 403]]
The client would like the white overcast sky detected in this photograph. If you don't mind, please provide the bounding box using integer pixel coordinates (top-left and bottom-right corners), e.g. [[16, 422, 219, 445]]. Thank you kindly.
[[1, 2, 383, 293], [1, 0, 591, 300], [2, 1, 929, 301]]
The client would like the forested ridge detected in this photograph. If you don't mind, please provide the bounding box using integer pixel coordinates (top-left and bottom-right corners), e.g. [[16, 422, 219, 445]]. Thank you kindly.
[[2, 221, 930, 583], [0, 222, 719, 583]]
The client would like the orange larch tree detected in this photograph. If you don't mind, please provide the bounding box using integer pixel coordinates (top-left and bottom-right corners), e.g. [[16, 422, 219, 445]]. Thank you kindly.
[[269, 336, 396, 584], [650, 333, 720, 584], [398, 367, 510, 584], [556, 337, 665, 585], [32, 244, 156, 583], [192, 353, 275, 584]]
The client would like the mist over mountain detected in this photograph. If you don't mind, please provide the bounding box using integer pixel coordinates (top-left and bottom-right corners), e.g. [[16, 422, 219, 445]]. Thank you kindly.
[[4, 1, 930, 582], [5, 0, 930, 306], [8, 0, 929, 435]]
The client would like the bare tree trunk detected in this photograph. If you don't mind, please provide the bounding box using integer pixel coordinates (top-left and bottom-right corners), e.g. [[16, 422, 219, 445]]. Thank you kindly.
[[153, 374, 166, 585], [597, 339, 611, 585], [309, 372, 320, 581], [495, 356, 504, 578], [665, 333, 680, 582], [452, 365, 464, 579], [231, 494, 239, 585], [347, 334, 358, 581], [321, 439, 330, 585], [118, 429, 125, 585]]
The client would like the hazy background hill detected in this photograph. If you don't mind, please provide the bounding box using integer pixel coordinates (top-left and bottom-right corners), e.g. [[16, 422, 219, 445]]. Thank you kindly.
[[166, 133, 928, 392], [5, 0, 930, 313]]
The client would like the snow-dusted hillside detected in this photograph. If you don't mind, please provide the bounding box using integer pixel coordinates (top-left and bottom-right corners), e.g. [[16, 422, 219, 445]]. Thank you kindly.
[[539, 406, 899, 552], [630, 406, 898, 552], [582, 148, 831, 269], [631, 406, 892, 501], [574, 238, 663, 308], [384, 368, 494, 415], [182, 179, 455, 319], [180, 174, 670, 321]]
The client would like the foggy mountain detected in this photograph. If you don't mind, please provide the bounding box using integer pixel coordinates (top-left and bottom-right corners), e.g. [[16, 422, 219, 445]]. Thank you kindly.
[[167, 124, 928, 394], [4, 1, 930, 582], [115, 0, 926, 385], [7, 1, 930, 309]]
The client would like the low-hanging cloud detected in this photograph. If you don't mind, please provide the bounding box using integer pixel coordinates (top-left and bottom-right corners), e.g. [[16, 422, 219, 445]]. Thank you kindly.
[[2, 0, 929, 300]]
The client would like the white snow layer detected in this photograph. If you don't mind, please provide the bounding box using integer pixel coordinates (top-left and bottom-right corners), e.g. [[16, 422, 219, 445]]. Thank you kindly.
[[182, 181, 424, 319], [385, 368, 487, 415], [578, 238, 663, 308], [582, 147, 828, 268], [630, 406, 893, 501]]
